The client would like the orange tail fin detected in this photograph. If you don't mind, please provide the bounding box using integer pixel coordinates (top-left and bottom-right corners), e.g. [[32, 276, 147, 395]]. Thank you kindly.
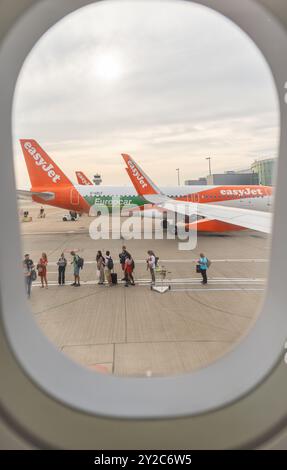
[[76, 171, 93, 185], [20, 139, 73, 189], [122, 153, 161, 196]]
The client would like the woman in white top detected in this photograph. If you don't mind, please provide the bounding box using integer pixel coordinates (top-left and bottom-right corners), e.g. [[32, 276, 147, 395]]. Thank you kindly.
[[147, 250, 156, 285]]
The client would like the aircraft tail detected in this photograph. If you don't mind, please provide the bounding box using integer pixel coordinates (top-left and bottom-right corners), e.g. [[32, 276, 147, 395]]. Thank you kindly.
[[76, 171, 93, 185], [20, 139, 73, 189], [122, 154, 162, 196]]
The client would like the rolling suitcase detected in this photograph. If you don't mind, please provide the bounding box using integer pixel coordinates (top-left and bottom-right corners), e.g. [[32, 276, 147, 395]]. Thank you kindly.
[[111, 272, 118, 285]]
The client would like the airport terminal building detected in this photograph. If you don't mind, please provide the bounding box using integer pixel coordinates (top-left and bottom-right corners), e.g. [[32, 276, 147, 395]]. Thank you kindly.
[[251, 158, 275, 186], [185, 157, 275, 186]]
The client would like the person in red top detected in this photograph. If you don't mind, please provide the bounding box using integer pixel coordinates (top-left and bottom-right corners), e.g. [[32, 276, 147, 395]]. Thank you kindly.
[[124, 253, 135, 287], [37, 252, 48, 288]]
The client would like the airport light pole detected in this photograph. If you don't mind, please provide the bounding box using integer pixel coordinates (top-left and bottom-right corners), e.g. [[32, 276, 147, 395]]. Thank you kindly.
[[206, 157, 212, 176], [176, 168, 180, 186]]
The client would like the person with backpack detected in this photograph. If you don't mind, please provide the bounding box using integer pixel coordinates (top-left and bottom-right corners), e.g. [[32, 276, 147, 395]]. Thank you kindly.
[[70, 250, 81, 287], [124, 253, 135, 287], [23, 254, 35, 298], [150, 250, 159, 267], [147, 250, 156, 285], [119, 246, 130, 281], [57, 252, 67, 285], [197, 252, 210, 285], [96, 250, 105, 285], [104, 250, 114, 286], [37, 252, 48, 288]]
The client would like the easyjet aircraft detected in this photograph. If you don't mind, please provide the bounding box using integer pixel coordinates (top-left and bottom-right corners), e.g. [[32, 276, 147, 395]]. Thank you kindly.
[[19, 140, 272, 232], [75, 171, 93, 185], [122, 154, 272, 234]]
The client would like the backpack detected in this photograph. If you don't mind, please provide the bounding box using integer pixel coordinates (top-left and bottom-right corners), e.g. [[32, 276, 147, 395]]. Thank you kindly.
[[206, 258, 211, 268], [77, 256, 84, 269], [119, 253, 126, 264], [107, 257, 114, 270]]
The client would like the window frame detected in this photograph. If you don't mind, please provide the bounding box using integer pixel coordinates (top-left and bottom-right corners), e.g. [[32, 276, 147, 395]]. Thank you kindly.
[[0, 0, 287, 448]]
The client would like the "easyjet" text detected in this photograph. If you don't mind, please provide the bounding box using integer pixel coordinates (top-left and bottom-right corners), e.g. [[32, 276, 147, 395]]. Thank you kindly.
[[127, 160, 148, 189], [220, 188, 263, 197], [24, 141, 61, 183]]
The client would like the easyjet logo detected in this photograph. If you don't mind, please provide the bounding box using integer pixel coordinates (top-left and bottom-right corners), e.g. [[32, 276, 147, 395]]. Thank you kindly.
[[220, 188, 263, 197], [127, 160, 148, 189], [24, 141, 60, 183], [78, 173, 90, 185]]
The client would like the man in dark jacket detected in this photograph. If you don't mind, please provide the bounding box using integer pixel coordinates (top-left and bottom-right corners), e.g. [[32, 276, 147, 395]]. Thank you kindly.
[[119, 246, 130, 282]]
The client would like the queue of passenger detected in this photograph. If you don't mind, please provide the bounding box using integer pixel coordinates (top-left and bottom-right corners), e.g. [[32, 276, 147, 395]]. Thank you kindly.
[[23, 247, 211, 297]]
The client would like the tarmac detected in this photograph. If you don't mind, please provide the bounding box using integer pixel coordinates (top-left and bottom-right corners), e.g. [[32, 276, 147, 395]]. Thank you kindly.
[[20, 203, 270, 377]]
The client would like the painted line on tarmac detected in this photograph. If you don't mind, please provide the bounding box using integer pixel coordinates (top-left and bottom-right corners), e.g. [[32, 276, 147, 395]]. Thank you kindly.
[[31, 283, 265, 293], [45, 273, 266, 283], [127, 278, 266, 284], [82, 258, 268, 265], [45, 258, 268, 267], [21, 230, 88, 235], [32, 278, 266, 287], [171, 288, 265, 292]]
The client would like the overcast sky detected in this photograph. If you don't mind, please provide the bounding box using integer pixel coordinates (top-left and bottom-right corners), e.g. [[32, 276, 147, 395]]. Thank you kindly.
[[13, 0, 279, 189]]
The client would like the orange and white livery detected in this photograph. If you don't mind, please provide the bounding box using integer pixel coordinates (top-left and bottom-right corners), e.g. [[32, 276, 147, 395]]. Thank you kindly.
[[18, 140, 273, 233], [19, 139, 90, 213], [75, 171, 93, 185], [122, 153, 273, 233]]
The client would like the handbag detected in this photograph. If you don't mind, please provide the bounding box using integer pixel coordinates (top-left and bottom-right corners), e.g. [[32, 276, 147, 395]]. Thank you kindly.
[[196, 264, 201, 273], [37, 264, 43, 274]]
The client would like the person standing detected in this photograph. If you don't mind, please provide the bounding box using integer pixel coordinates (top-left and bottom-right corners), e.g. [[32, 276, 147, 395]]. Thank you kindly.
[[124, 253, 135, 287], [119, 246, 130, 281], [37, 252, 48, 288], [147, 250, 156, 285], [23, 254, 35, 298], [198, 252, 208, 285], [70, 251, 81, 287], [96, 250, 105, 285], [104, 250, 113, 286], [57, 252, 67, 285]]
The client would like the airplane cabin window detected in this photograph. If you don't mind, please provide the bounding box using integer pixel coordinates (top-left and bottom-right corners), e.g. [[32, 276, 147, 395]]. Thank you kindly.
[[12, 0, 278, 381], [1, 0, 287, 446]]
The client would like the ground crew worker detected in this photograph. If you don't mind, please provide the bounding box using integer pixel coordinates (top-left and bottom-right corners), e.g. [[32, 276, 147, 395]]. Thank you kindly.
[[198, 252, 208, 285]]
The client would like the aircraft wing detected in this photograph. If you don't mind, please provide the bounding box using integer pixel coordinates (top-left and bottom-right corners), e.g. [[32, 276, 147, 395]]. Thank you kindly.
[[16, 189, 55, 201], [121, 154, 272, 234], [143, 194, 272, 233]]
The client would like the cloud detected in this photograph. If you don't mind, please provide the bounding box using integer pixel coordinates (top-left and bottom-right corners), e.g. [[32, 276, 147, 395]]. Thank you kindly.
[[13, 0, 279, 188]]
